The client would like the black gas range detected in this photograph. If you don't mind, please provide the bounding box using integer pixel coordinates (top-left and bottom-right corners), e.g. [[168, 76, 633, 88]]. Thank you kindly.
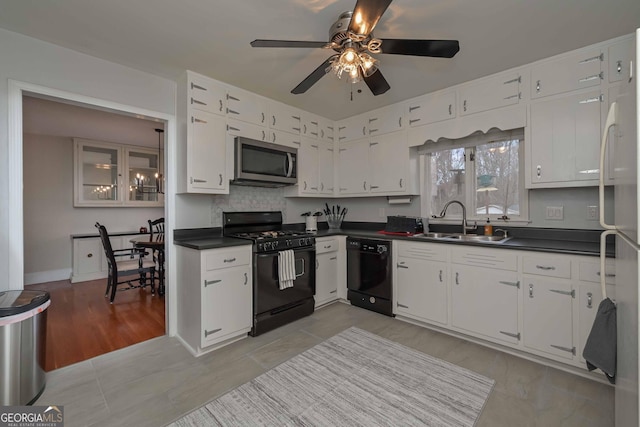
[[223, 211, 316, 336]]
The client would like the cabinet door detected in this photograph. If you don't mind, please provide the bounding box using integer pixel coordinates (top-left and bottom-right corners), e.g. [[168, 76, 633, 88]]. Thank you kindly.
[[201, 265, 251, 347], [74, 238, 103, 277], [301, 112, 320, 139], [531, 48, 603, 99], [188, 73, 226, 115], [125, 146, 163, 205], [269, 130, 302, 148], [226, 88, 267, 126], [523, 278, 574, 359], [369, 131, 409, 194], [530, 89, 603, 185], [458, 72, 520, 116], [608, 38, 633, 83], [451, 265, 520, 344], [299, 139, 319, 194], [318, 142, 335, 194], [337, 114, 369, 143], [368, 104, 404, 136], [189, 110, 227, 192], [407, 91, 456, 126], [269, 102, 301, 134], [74, 139, 122, 206], [315, 252, 338, 307], [319, 119, 335, 143], [226, 118, 269, 142], [338, 138, 370, 195], [396, 257, 447, 324]]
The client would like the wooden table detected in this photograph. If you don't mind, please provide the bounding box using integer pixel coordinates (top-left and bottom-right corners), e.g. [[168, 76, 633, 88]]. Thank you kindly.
[[130, 236, 165, 296]]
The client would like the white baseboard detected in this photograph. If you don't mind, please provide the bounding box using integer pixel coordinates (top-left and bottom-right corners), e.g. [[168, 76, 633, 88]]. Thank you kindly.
[[25, 268, 72, 285]]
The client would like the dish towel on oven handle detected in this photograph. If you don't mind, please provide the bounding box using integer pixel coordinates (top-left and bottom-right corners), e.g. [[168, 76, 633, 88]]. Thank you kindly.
[[278, 250, 296, 290]]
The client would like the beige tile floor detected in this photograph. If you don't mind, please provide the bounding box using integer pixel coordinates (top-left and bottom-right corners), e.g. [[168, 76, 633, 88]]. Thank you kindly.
[[35, 302, 614, 427]]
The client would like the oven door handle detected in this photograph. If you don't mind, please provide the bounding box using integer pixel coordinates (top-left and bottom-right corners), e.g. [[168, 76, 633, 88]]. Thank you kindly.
[[256, 247, 315, 257]]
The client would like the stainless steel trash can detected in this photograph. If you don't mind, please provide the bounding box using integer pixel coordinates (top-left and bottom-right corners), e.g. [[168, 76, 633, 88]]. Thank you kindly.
[[0, 290, 50, 405]]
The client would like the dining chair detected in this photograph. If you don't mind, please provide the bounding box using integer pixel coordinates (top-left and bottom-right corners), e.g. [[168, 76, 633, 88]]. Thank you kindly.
[[148, 217, 165, 242], [95, 222, 156, 303], [147, 217, 165, 288]]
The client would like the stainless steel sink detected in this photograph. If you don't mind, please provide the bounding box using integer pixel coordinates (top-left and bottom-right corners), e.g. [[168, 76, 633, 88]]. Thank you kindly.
[[413, 232, 509, 243]]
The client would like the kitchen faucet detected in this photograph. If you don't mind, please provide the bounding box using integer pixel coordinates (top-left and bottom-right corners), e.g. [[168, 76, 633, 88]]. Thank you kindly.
[[433, 200, 477, 235]]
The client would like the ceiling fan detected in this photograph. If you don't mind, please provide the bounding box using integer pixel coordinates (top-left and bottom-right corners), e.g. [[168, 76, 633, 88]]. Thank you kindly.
[[250, 0, 460, 96]]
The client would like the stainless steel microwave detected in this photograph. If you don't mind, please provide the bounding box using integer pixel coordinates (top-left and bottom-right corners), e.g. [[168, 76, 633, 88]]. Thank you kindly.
[[233, 137, 297, 187]]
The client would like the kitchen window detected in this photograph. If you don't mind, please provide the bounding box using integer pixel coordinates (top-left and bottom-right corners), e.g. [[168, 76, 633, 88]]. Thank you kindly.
[[422, 129, 527, 223]]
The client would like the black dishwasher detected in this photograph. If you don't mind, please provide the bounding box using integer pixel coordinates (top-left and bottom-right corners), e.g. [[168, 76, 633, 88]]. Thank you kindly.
[[346, 237, 393, 316]]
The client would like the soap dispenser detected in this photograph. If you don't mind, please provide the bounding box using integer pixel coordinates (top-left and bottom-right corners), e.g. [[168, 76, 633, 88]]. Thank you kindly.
[[484, 218, 493, 236]]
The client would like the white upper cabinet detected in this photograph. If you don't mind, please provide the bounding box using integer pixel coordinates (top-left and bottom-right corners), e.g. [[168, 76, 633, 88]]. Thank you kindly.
[[608, 38, 633, 83], [369, 131, 409, 193], [318, 141, 335, 195], [318, 118, 335, 143], [269, 100, 301, 134], [531, 48, 603, 99], [188, 72, 226, 116], [407, 90, 456, 127], [367, 104, 405, 136], [188, 110, 228, 193], [298, 138, 319, 194], [338, 137, 370, 195], [458, 71, 521, 116], [226, 87, 268, 126], [301, 112, 320, 139], [226, 118, 269, 142], [269, 129, 302, 148], [337, 113, 369, 143]]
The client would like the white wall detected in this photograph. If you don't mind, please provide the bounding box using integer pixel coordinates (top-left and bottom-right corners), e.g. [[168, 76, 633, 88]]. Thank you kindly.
[[23, 133, 163, 282], [0, 28, 176, 291]]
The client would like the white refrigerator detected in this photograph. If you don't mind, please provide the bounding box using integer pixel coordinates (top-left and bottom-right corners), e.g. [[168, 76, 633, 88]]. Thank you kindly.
[[602, 28, 640, 426]]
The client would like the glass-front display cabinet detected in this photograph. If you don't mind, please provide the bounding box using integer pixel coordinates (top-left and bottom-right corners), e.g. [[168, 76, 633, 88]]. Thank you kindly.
[[74, 138, 163, 207]]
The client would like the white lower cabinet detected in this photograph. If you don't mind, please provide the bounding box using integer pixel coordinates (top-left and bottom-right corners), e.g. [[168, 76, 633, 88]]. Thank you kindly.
[[451, 264, 520, 344], [315, 237, 339, 307], [177, 245, 252, 356], [395, 241, 448, 325], [71, 234, 135, 283]]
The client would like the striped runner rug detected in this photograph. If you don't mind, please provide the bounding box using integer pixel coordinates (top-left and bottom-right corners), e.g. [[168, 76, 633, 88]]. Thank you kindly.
[[169, 327, 494, 426]]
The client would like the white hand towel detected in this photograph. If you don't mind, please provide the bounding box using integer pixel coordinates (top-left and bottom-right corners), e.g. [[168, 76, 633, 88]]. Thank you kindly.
[[278, 250, 296, 290]]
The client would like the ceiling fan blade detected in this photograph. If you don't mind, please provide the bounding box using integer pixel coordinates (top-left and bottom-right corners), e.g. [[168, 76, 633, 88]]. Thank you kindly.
[[348, 0, 393, 37], [291, 56, 336, 94], [379, 39, 460, 58], [250, 39, 329, 48], [363, 69, 391, 96]]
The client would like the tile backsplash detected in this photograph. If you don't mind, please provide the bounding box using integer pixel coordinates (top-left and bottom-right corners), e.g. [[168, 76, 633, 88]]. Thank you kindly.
[[210, 185, 287, 226]]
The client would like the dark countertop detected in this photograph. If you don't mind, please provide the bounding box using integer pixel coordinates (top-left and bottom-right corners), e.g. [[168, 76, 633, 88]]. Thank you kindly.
[[173, 223, 614, 257]]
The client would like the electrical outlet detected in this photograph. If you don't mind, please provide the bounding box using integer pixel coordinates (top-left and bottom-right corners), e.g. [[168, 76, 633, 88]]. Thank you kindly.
[[545, 206, 564, 220], [379, 208, 385, 218], [587, 205, 599, 220]]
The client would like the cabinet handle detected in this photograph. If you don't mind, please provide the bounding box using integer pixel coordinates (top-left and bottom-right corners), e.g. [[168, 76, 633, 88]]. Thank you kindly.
[[292, 127, 301, 132], [578, 95, 604, 104], [192, 117, 208, 124], [262, 130, 266, 140], [370, 185, 379, 189], [369, 117, 378, 123], [244, 272, 248, 285], [363, 181, 367, 191], [503, 76, 521, 84], [338, 126, 346, 131], [87, 253, 93, 258], [330, 290, 338, 294], [310, 187, 318, 190], [219, 174, 223, 186], [455, 272, 459, 285], [311, 144, 318, 148], [499, 331, 521, 340], [321, 183, 324, 191], [463, 100, 467, 112], [192, 178, 207, 183], [204, 279, 221, 287], [439, 270, 442, 282], [204, 328, 222, 337], [409, 118, 421, 124], [448, 104, 452, 115], [596, 272, 616, 278], [219, 100, 223, 112], [399, 178, 403, 188], [397, 303, 409, 309], [303, 181, 307, 190], [397, 263, 409, 269], [327, 126, 334, 131], [272, 116, 276, 126], [578, 72, 604, 83], [226, 94, 240, 101], [226, 109, 239, 115], [224, 257, 236, 263], [617, 60, 623, 74], [339, 188, 347, 191], [362, 126, 366, 135], [369, 142, 378, 146], [339, 136, 346, 141], [293, 140, 300, 145], [550, 344, 576, 355], [303, 124, 307, 134], [529, 284, 533, 298], [535, 264, 555, 270], [587, 292, 593, 308], [329, 256, 337, 260], [320, 129, 325, 138], [261, 112, 265, 123], [191, 83, 206, 91], [399, 117, 402, 127], [549, 289, 575, 298], [409, 105, 420, 112], [499, 280, 520, 288], [369, 128, 379, 134], [272, 133, 277, 143], [536, 80, 541, 93], [579, 53, 603, 64], [504, 94, 519, 100], [227, 125, 240, 132], [191, 97, 207, 106], [536, 165, 542, 178]]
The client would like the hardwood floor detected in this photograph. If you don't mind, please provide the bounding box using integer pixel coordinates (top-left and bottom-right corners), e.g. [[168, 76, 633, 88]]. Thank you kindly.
[[26, 278, 165, 371]]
